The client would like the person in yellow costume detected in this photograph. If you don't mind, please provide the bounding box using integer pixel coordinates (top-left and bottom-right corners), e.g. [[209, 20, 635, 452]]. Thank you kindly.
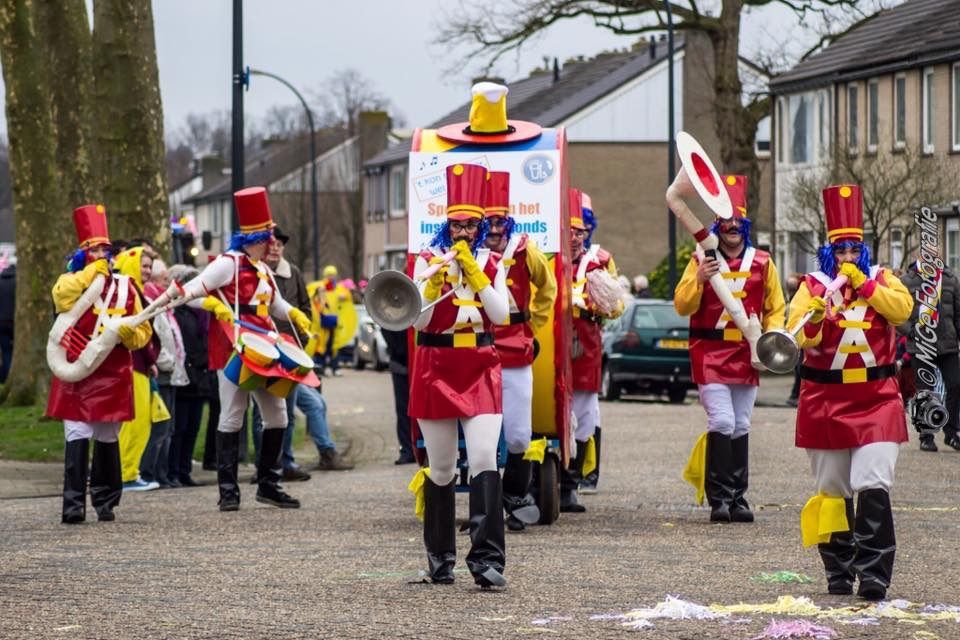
[[113, 245, 163, 491], [307, 265, 357, 376]]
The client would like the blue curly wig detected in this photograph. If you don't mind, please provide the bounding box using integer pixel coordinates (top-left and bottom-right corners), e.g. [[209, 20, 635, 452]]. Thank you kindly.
[[582, 206, 597, 248], [428, 218, 490, 252], [228, 229, 274, 252], [816, 240, 871, 278], [67, 247, 114, 273], [709, 216, 753, 249]]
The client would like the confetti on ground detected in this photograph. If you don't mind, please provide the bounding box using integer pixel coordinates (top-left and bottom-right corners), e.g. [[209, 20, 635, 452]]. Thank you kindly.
[[54, 626, 81, 632], [751, 619, 838, 639], [912, 631, 941, 640], [531, 616, 572, 625], [622, 595, 729, 623], [622, 619, 654, 629], [751, 571, 814, 584], [589, 613, 627, 621], [480, 616, 513, 622]]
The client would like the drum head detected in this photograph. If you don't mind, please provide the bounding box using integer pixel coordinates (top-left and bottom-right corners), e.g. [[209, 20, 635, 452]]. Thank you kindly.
[[276, 340, 314, 369]]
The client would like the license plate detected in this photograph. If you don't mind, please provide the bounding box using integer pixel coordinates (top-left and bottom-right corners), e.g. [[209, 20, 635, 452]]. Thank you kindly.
[[657, 338, 688, 350]]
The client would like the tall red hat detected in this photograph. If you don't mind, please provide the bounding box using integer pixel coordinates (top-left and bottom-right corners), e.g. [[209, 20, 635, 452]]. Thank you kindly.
[[446, 164, 486, 221], [823, 184, 863, 243], [722, 175, 748, 219], [483, 171, 510, 217], [73, 204, 111, 249], [234, 187, 276, 234], [568, 188, 585, 230]]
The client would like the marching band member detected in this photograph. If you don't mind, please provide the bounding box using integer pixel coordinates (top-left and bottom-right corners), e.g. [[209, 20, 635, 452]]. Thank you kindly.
[[179, 187, 315, 512], [411, 163, 510, 588], [482, 170, 557, 532], [675, 175, 785, 523], [789, 185, 911, 600], [563, 189, 622, 512], [47, 205, 154, 524]]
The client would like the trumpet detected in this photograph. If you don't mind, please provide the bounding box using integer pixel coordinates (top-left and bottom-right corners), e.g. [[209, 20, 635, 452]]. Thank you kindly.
[[756, 274, 847, 374], [365, 250, 460, 331]]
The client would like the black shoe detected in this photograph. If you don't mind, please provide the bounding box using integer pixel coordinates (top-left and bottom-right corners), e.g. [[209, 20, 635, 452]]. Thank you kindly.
[[729, 435, 754, 523], [394, 455, 416, 465], [423, 476, 457, 584], [559, 489, 586, 513], [219, 497, 240, 512], [920, 438, 938, 452], [944, 433, 960, 451], [858, 580, 887, 601], [256, 429, 301, 508], [466, 471, 506, 588], [506, 514, 526, 532], [282, 466, 312, 482], [178, 475, 201, 487], [256, 483, 301, 508], [89, 440, 122, 523]]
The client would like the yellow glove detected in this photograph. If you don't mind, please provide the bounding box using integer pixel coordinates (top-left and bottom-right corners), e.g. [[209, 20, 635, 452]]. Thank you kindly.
[[117, 322, 137, 343], [839, 262, 867, 289], [202, 296, 234, 323], [806, 296, 827, 324], [423, 256, 447, 302], [289, 308, 311, 335], [79, 258, 110, 287], [451, 240, 490, 292]]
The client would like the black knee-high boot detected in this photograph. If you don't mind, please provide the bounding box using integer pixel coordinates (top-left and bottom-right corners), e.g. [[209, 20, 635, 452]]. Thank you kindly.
[[580, 427, 601, 493], [216, 430, 241, 511], [853, 488, 896, 601], [730, 434, 753, 523], [502, 452, 539, 531], [423, 476, 456, 583], [559, 440, 588, 513], [705, 432, 735, 522], [818, 497, 856, 594], [89, 441, 122, 522], [256, 428, 300, 508], [62, 439, 89, 524], [466, 470, 507, 588]]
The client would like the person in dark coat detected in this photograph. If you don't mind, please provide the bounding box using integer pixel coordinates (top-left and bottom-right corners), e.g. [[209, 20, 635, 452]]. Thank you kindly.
[[0, 262, 15, 383], [381, 326, 414, 464], [898, 257, 960, 452]]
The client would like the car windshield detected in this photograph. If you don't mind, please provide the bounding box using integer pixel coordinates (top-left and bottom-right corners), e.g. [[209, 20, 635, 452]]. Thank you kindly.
[[631, 305, 685, 330]]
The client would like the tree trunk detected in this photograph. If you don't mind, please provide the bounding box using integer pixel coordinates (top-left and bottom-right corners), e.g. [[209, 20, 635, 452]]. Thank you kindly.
[[91, 0, 169, 254], [0, 0, 82, 405], [710, 0, 764, 214]]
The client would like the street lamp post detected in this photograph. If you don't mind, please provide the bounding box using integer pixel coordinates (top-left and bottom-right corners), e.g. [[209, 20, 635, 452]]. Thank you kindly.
[[247, 68, 320, 280], [665, 0, 677, 294]]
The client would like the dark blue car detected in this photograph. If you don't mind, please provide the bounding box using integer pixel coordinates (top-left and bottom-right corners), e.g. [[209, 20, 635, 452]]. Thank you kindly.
[[600, 298, 694, 403]]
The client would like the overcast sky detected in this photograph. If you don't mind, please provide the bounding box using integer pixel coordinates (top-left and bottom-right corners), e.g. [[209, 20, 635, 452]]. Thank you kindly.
[[0, 1, 882, 141]]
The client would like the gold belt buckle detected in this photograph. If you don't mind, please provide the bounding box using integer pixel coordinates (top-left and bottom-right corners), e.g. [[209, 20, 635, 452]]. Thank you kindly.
[[841, 368, 867, 384]]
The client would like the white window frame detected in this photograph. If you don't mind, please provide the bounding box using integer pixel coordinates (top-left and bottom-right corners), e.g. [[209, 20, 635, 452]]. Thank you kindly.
[[776, 98, 785, 164], [889, 227, 904, 270], [947, 218, 960, 271], [389, 165, 406, 218], [923, 66, 935, 154], [894, 74, 907, 150], [867, 79, 879, 152], [818, 89, 831, 160], [847, 84, 859, 153], [952, 62, 960, 152]]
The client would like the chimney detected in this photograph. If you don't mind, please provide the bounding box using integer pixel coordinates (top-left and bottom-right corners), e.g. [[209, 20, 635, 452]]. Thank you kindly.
[[199, 154, 226, 189], [649, 36, 657, 60], [552, 57, 560, 83], [357, 111, 391, 163]]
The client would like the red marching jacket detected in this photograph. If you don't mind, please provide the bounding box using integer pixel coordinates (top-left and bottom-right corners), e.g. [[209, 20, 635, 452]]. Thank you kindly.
[[571, 246, 613, 392]]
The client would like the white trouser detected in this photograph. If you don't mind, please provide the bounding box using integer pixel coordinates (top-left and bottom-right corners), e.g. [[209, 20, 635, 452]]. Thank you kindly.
[[419, 414, 502, 485], [64, 420, 120, 443], [698, 383, 758, 438], [502, 365, 533, 454], [807, 442, 899, 497], [572, 390, 600, 441], [217, 370, 287, 433]]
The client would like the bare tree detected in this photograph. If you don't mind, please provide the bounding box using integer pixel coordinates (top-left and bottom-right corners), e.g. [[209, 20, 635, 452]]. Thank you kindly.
[[311, 69, 392, 136], [789, 144, 960, 270], [435, 0, 882, 213]]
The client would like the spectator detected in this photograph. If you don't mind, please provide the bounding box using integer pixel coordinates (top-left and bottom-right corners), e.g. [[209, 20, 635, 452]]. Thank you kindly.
[[633, 274, 651, 298], [381, 327, 414, 464], [898, 257, 960, 452], [168, 264, 209, 486], [0, 260, 15, 382]]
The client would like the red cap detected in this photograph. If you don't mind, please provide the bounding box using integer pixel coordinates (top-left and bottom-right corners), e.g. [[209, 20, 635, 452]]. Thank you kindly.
[[823, 184, 863, 243], [722, 175, 748, 219], [446, 164, 486, 221], [72, 204, 111, 249], [568, 188, 586, 230], [234, 187, 276, 234], [483, 171, 510, 217]]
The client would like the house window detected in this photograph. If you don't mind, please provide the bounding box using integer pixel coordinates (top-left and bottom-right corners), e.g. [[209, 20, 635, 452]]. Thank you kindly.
[[818, 90, 831, 159], [894, 75, 906, 148], [791, 231, 815, 274], [390, 166, 406, 217], [776, 99, 784, 164], [867, 79, 879, 152], [953, 63, 960, 151], [790, 94, 810, 164], [948, 218, 960, 270], [923, 67, 935, 153], [847, 84, 859, 152], [889, 228, 903, 269]]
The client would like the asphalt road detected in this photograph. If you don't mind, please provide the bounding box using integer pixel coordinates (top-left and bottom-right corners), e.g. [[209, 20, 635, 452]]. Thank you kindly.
[[1, 370, 959, 639]]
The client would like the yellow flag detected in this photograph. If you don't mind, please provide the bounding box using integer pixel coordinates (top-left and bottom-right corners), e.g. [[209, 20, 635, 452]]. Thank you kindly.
[[523, 437, 548, 463], [800, 493, 850, 547], [682, 432, 708, 506], [407, 467, 431, 521], [581, 436, 597, 477]]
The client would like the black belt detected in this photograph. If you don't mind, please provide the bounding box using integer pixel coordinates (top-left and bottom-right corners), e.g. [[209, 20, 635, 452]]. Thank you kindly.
[[688, 327, 744, 341], [574, 309, 603, 324], [236, 304, 263, 315], [509, 310, 530, 325], [416, 332, 495, 348], [799, 363, 897, 384]]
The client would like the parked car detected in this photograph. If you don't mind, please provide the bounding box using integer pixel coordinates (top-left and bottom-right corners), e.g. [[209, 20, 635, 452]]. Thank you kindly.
[[600, 298, 694, 403], [352, 305, 389, 371]]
